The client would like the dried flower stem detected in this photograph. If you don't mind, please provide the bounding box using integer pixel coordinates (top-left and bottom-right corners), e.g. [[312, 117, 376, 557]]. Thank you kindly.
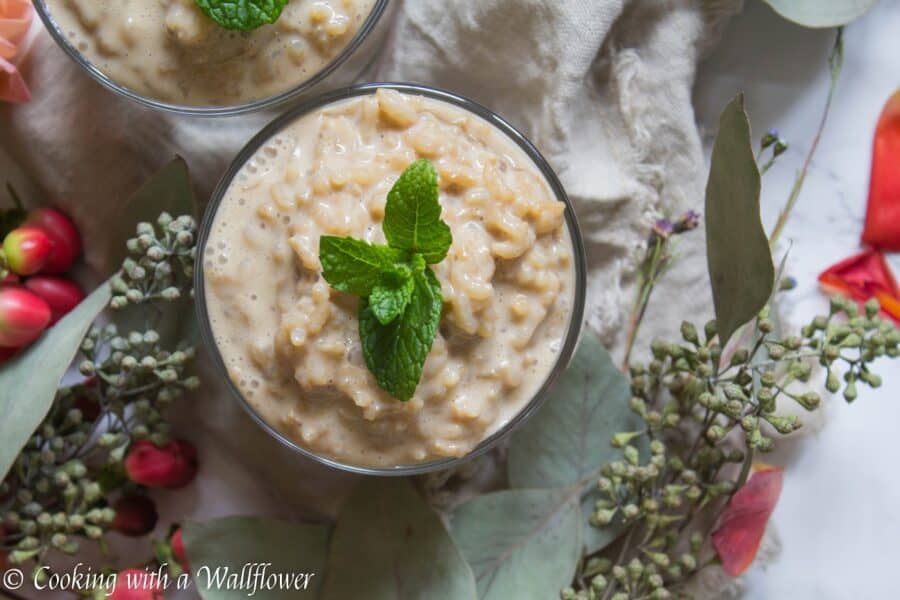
[[769, 28, 844, 247], [623, 213, 701, 371]]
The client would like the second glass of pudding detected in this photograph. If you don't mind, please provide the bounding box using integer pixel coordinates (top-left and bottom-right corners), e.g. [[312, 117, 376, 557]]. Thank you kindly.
[[197, 84, 587, 475], [35, 0, 390, 115]]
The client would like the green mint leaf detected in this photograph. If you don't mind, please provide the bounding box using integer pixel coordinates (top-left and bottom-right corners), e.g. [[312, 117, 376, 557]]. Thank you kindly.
[[369, 272, 415, 326], [319, 236, 405, 297], [195, 0, 288, 31], [359, 268, 443, 401], [383, 160, 452, 264]]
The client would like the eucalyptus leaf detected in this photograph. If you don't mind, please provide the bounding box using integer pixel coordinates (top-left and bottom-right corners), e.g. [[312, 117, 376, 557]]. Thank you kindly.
[[183, 516, 329, 599], [508, 331, 638, 490], [705, 94, 774, 348], [580, 488, 628, 556], [450, 489, 581, 600], [321, 479, 477, 600], [762, 0, 878, 28], [0, 281, 111, 480], [102, 157, 197, 275]]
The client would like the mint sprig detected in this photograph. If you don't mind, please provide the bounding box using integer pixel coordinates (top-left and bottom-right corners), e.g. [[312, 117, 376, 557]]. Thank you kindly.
[[319, 160, 452, 401], [195, 0, 288, 31]]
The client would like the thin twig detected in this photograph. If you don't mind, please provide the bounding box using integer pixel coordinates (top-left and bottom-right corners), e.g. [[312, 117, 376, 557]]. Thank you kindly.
[[769, 28, 844, 246]]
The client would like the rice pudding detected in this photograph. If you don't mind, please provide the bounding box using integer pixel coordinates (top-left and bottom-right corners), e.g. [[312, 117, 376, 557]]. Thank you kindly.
[[202, 88, 580, 468], [43, 0, 378, 106]]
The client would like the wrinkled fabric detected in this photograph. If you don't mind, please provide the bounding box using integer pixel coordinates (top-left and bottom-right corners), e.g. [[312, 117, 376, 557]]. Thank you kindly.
[[0, 0, 739, 559]]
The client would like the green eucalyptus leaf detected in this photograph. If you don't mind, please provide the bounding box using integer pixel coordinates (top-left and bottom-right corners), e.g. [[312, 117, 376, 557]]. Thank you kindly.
[[450, 489, 581, 600], [705, 94, 774, 348], [579, 488, 628, 555], [507, 332, 642, 553], [321, 479, 477, 600], [103, 157, 197, 275], [762, 0, 878, 28], [183, 516, 329, 599], [0, 281, 111, 480], [507, 332, 636, 490]]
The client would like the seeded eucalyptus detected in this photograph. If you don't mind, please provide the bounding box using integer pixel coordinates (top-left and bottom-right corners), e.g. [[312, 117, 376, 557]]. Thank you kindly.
[[110, 213, 197, 309], [561, 297, 900, 600], [0, 214, 199, 584]]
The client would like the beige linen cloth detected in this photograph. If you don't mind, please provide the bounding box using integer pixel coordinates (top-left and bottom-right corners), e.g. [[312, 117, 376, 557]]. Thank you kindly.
[[0, 0, 747, 595]]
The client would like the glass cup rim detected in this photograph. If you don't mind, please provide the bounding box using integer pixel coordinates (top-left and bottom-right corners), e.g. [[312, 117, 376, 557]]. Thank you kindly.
[[194, 82, 588, 476], [32, 0, 391, 117]]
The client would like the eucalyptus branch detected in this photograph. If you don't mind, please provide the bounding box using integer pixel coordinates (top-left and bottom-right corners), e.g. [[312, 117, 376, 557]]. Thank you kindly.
[[769, 28, 844, 247], [566, 296, 899, 600], [0, 213, 200, 583]]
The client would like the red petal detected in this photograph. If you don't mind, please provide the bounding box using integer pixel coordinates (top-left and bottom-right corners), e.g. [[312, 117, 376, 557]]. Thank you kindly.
[[862, 90, 900, 251], [712, 465, 784, 576], [818, 249, 900, 323]]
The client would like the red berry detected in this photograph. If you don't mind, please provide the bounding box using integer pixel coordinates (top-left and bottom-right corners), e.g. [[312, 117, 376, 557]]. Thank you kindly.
[[124, 439, 198, 489], [112, 495, 158, 537], [24, 276, 85, 324], [24, 207, 82, 274], [108, 568, 163, 600], [170, 528, 190, 573], [0, 345, 18, 365], [0, 286, 51, 347], [73, 395, 101, 421], [3, 227, 52, 276]]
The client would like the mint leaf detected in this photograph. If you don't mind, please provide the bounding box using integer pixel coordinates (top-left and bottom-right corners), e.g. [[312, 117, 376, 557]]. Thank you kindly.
[[370, 272, 415, 326], [320, 236, 405, 297], [383, 160, 452, 264], [195, 0, 288, 31], [359, 268, 443, 401]]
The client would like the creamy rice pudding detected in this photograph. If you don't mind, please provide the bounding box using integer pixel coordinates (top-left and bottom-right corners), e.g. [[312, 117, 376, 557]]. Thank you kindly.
[[202, 88, 579, 468], [43, 0, 377, 106]]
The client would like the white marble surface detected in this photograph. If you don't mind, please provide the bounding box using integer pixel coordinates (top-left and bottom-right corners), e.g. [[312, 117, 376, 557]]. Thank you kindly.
[[695, 2, 900, 598]]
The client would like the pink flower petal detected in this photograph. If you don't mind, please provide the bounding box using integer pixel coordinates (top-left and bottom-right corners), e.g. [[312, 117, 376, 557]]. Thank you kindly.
[[0, 0, 32, 46], [0, 55, 29, 103], [0, 35, 14, 60]]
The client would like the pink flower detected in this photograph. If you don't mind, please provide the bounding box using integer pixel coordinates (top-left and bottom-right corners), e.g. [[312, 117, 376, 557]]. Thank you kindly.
[[108, 568, 163, 600], [170, 527, 190, 573], [0, 0, 32, 103], [0, 0, 31, 45], [124, 439, 199, 489]]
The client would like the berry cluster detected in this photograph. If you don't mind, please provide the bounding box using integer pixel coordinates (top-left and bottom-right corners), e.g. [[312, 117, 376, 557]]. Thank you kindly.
[[0, 186, 84, 358]]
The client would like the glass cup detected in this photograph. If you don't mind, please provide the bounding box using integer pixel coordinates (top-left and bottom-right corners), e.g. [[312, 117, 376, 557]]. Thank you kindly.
[[32, 0, 393, 116], [195, 83, 588, 475]]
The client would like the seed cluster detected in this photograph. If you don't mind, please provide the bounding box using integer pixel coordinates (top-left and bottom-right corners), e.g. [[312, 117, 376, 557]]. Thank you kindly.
[[111, 213, 196, 309], [0, 214, 199, 584], [564, 298, 899, 600]]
